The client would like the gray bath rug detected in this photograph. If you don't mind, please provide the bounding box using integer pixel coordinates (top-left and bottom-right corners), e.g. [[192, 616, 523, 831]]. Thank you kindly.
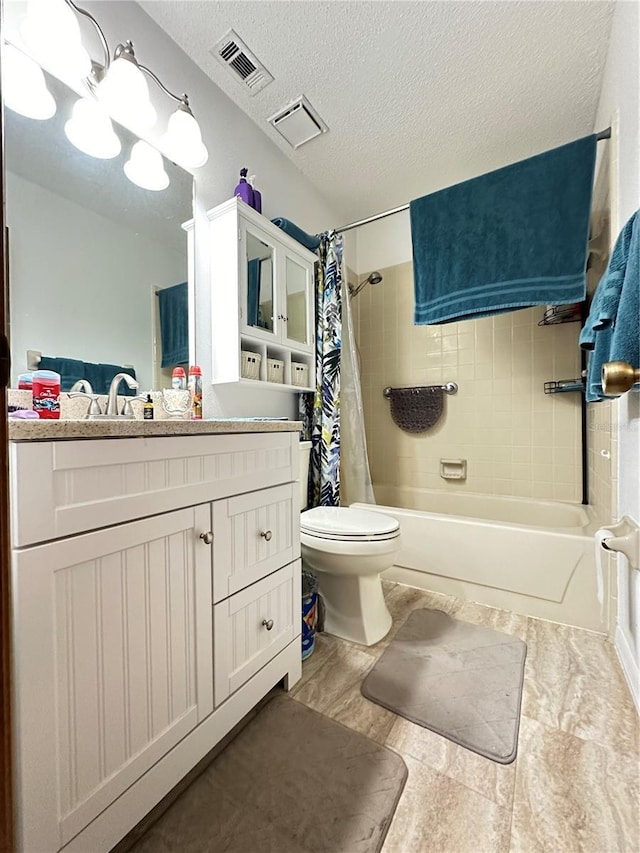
[[129, 693, 408, 853], [361, 609, 527, 764]]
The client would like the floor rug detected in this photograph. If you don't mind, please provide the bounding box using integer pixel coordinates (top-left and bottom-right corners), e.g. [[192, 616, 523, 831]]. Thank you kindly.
[[130, 693, 408, 853], [361, 609, 527, 763]]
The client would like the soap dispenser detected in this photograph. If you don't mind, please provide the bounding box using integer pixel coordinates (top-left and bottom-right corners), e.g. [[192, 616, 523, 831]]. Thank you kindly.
[[234, 168, 254, 207]]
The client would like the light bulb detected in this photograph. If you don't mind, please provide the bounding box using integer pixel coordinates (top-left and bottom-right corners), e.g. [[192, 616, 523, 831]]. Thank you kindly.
[[161, 106, 208, 169], [124, 141, 169, 191], [97, 53, 157, 134], [64, 98, 121, 159], [21, 0, 91, 84], [3, 43, 56, 120]]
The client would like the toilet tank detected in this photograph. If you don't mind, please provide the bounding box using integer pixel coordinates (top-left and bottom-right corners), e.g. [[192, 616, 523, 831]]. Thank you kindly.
[[299, 441, 311, 510]]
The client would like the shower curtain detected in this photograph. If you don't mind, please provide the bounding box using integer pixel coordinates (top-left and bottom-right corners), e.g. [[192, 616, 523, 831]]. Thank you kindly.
[[304, 233, 343, 507], [341, 272, 375, 505], [300, 231, 374, 508]]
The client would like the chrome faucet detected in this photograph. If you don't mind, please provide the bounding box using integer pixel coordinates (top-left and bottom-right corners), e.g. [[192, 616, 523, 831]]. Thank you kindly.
[[106, 373, 139, 416], [69, 379, 94, 395], [68, 379, 102, 417]]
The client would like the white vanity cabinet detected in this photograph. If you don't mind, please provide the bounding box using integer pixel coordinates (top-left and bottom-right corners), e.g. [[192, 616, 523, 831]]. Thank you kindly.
[[10, 429, 302, 853], [202, 197, 317, 391]]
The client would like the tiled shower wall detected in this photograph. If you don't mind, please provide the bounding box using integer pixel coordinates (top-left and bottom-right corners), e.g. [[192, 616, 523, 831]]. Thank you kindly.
[[351, 261, 583, 501]]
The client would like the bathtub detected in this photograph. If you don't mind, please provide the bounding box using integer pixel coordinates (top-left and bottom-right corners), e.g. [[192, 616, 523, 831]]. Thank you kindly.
[[352, 485, 605, 632]]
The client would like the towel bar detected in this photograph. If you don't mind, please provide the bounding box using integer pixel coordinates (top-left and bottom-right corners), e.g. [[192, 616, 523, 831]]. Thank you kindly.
[[383, 382, 458, 398]]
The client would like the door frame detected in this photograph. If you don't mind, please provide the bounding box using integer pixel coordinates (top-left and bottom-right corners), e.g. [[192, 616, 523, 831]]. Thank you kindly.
[[0, 0, 15, 846]]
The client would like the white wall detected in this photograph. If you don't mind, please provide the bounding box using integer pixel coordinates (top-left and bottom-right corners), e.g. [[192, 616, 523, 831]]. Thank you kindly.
[[594, 0, 640, 709], [352, 209, 413, 274], [6, 170, 185, 390]]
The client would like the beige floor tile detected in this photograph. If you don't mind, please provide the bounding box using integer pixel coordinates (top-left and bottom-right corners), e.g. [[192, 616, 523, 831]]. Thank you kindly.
[[291, 641, 397, 743], [292, 632, 341, 692], [455, 600, 530, 642], [522, 619, 639, 754], [510, 716, 639, 853], [386, 716, 517, 809], [382, 754, 512, 853]]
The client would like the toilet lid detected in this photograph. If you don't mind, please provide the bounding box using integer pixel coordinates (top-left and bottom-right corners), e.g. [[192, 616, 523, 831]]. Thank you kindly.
[[301, 506, 400, 542]]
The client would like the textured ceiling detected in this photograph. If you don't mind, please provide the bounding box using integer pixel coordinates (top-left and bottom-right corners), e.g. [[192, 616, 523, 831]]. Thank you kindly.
[[140, 0, 614, 223]]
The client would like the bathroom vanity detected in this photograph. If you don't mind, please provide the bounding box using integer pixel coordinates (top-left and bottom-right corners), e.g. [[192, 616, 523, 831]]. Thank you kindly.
[[9, 421, 302, 852]]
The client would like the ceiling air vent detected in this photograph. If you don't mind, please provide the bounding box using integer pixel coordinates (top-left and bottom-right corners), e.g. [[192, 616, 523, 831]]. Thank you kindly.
[[212, 29, 274, 95], [268, 97, 329, 149]]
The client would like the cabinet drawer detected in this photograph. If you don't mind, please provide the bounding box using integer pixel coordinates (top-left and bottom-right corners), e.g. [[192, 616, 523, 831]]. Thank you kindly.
[[214, 560, 301, 706], [212, 482, 299, 602], [10, 431, 298, 547]]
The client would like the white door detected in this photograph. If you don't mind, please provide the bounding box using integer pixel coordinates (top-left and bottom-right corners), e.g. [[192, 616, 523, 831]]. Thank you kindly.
[[12, 506, 213, 852]]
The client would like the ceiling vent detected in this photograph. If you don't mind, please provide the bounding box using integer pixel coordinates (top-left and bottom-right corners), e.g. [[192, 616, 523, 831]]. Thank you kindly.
[[212, 29, 274, 95], [268, 97, 329, 149]]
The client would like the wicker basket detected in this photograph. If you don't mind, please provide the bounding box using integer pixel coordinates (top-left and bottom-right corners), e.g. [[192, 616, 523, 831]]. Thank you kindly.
[[241, 350, 262, 380], [291, 362, 310, 388], [266, 358, 285, 383]]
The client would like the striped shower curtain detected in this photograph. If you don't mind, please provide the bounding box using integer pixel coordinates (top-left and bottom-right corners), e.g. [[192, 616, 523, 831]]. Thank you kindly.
[[300, 232, 343, 507]]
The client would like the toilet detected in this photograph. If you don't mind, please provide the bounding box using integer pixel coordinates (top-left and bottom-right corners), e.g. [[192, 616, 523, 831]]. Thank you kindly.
[[299, 442, 400, 646]]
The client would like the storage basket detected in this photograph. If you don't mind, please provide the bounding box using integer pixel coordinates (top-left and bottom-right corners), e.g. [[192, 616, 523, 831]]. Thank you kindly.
[[291, 362, 310, 388], [266, 358, 285, 383], [241, 350, 262, 380]]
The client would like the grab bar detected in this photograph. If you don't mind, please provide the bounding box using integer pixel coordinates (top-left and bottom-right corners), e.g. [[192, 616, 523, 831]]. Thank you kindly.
[[383, 382, 458, 397]]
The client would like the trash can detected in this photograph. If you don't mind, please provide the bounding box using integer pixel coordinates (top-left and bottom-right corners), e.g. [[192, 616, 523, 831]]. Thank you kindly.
[[302, 571, 319, 660]]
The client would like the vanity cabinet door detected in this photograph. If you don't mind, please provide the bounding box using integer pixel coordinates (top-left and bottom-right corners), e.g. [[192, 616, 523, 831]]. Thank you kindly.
[[12, 506, 213, 852]]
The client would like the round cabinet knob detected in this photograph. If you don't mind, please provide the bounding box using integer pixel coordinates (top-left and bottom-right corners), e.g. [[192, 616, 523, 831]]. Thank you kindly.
[[199, 531, 214, 545], [262, 618, 274, 631], [260, 530, 273, 542]]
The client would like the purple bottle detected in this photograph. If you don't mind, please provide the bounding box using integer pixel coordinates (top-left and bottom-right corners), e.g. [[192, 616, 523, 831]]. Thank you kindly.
[[234, 168, 254, 207], [249, 175, 262, 213]]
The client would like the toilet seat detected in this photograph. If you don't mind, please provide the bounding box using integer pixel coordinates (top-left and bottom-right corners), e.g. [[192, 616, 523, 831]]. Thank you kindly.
[[301, 506, 400, 542]]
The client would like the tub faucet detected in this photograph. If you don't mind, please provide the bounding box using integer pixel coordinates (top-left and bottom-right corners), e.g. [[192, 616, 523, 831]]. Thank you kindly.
[[106, 373, 139, 416]]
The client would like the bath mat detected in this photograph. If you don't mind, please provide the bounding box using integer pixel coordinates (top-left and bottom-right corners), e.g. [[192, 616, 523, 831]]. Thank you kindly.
[[361, 609, 527, 763], [129, 693, 408, 853]]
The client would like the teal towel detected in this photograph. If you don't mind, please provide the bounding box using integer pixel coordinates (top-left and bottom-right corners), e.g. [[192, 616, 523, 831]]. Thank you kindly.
[[411, 135, 597, 324], [580, 210, 640, 401], [83, 362, 137, 395], [39, 356, 85, 391], [271, 217, 320, 252], [157, 282, 188, 368]]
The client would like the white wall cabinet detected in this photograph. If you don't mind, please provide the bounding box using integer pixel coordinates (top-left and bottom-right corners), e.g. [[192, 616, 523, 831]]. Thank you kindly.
[[10, 430, 302, 853], [203, 197, 317, 391]]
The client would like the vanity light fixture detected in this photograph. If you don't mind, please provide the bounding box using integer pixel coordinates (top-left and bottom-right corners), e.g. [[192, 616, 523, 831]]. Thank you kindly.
[[64, 98, 121, 159], [124, 140, 170, 191], [8, 0, 209, 170], [2, 42, 56, 120]]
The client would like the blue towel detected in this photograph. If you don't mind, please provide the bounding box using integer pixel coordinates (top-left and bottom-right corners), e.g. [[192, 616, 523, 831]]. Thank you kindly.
[[247, 259, 261, 327], [580, 210, 640, 401], [271, 217, 320, 252], [157, 282, 188, 368], [82, 362, 137, 395], [411, 135, 597, 324], [39, 356, 85, 391]]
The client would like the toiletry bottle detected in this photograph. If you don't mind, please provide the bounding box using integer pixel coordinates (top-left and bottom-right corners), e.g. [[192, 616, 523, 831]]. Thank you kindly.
[[172, 366, 186, 390], [143, 394, 154, 420], [234, 168, 254, 207], [249, 175, 262, 213], [32, 369, 61, 419], [17, 372, 33, 390], [188, 365, 203, 420]]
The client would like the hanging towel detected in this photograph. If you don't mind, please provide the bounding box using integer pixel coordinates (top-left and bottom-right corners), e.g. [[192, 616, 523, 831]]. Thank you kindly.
[[411, 135, 597, 325], [157, 282, 188, 368], [580, 210, 639, 402], [82, 362, 137, 395], [39, 356, 85, 391], [271, 217, 321, 252]]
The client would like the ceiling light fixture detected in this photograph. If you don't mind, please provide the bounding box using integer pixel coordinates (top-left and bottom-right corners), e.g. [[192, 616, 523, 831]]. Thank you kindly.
[[64, 97, 121, 159], [8, 0, 208, 169]]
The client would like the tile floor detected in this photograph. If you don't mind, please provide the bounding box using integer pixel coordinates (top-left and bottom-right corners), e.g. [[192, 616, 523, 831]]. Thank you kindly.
[[290, 582, 640, 853]]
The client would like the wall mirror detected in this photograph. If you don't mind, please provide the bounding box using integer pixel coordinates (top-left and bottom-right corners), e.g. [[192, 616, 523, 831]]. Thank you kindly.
[[4, 65, 194, 392], [246, 231, 275, 334]]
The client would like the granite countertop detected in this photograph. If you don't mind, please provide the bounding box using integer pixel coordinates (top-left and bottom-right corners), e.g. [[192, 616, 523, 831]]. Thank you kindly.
[[8, 418, 303, 441]]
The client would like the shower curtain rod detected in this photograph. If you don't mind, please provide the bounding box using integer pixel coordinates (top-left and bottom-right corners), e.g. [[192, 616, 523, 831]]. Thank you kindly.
[[334, 127, 612, 234]]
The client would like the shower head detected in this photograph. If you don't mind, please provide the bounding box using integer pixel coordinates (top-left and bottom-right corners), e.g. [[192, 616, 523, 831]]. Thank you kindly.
[[349, 270, 383, 298]]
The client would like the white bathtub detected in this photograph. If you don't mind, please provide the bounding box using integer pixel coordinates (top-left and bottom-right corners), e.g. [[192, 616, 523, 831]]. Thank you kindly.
[[352, 485, 605, 632]]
